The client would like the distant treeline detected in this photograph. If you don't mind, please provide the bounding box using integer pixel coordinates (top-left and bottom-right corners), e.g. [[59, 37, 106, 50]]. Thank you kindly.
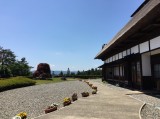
[[54, 68, 102, 79]]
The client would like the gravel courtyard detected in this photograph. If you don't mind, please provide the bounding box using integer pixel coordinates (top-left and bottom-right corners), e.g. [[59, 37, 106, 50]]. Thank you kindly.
[[0, 80, 93, 119]]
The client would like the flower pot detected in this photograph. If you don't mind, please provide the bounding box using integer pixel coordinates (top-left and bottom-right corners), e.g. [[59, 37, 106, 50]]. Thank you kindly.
[[81, 92, 89, 97], [45, 106, 57, 114], [92, 90, 97, 94], [16, 112, 27, 119], [72, 93, 78, 101], [85, 81, 90, 85], [92, 86, 97, 90], [63, 101, 71, 106], [89, 84, 93, 87]]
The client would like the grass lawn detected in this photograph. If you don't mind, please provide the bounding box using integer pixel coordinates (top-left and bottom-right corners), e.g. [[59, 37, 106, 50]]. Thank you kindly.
[[0, 76, 78, 92], [35, 77, 77, 85]]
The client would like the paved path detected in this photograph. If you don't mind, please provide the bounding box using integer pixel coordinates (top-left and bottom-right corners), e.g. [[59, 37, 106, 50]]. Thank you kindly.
[[34, 80, 143, 119]]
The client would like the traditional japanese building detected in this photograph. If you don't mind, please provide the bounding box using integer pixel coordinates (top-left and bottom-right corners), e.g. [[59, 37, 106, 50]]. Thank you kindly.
[[95, 0, 160, 90]]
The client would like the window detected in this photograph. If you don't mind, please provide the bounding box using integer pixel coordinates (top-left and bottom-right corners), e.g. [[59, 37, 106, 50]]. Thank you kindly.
[[114, 67, 119, 76], [154, 64, 160, 79], [137, 62, 141, 78]]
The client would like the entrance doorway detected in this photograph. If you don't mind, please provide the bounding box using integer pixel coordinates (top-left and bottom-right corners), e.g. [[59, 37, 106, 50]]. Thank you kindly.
[[131, 61, 141, 88], [153, 64, 160, 89]]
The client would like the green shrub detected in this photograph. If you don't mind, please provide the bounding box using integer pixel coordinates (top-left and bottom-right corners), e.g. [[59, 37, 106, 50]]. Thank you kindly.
[[72, 75, 102, 79], [0, 77, 36, 92]]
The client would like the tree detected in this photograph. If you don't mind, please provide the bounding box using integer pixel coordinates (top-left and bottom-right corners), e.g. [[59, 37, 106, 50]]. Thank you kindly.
[[9, 57, 31, 76], [67, 68, 70, 76], [18, 57, 31, 76], [0, 46, 32, 77], [52, 71, 55, 77], [0, 47, 16, 77], [77, 70, 80, 75], [59, 71, 63, 76], [91, 68, 95, 75], [70, 72, 75, 76]]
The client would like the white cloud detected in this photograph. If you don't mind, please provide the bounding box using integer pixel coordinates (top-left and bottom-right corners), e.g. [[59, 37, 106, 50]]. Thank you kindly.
[[55, 52, 63, 56], [50, 64, 55, 70]]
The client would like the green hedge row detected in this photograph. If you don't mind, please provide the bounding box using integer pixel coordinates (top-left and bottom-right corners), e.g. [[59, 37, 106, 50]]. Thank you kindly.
[[0, 77, 36, 92], [54, 75, 102, 79], [72, 75, 102, 79]]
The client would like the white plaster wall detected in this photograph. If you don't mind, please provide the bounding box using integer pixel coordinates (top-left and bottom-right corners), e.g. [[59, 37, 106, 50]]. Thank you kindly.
[[107, 58, 109, 63], [131, 45, 139, 54], [140, 41, 149, 53], [110, 57, 113, 62], [113, 55, 115, 61], [116, 54, 119, 60], [141, 52, 151, 76], [127, 49, 131, 55], [150, 36, 160, 50], [123, 50, 126, 57], [151, 49, 160, 55], [105, 59, 108, 63], [119, 52, 122, 59]]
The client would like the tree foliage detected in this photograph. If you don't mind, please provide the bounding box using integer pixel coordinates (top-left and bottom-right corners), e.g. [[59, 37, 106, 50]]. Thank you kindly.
[[0, 46, 31, 78], [76, 68, 102, 76], [67, 68, 70, 76]]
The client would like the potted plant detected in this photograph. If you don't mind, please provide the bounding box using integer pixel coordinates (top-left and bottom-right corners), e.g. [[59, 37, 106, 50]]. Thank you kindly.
[[12, 116, 22, 119], [88, 84, 93, 87], [92, 90, 97, 94], [72, 93, 78, 101], [81, 92, 89, 97], [12, 112, 27, 119], [45, 103, 58, 114], [92, 86, 97, 90], [63, 97, 71, 106], [85, 81, 90, 85]]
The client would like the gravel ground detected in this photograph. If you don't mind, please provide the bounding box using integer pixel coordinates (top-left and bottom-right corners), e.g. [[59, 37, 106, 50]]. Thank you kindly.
[[101, 82, 131, 92], [0, 81, 93, 119], [130, 93, 160, 119], [141, 104, 160, 119], [130, 94, 160, 107]]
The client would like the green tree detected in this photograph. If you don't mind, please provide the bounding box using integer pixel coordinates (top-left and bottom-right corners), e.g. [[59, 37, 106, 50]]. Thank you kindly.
[[77, 70, 80, 75], [0, 46, 32, 77], [59, 71, 63, 76], [67, 68, 70, 76], [90, 68, 95, 75], [70, 72, 75, 76], [9, 58, 31, 76], [0, 47, 16, 77]]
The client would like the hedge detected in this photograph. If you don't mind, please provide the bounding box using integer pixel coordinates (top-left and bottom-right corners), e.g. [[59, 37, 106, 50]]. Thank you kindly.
[[70, 75, 102, 79], [54, 75, 102, 79], [0, 77, 36, 92]]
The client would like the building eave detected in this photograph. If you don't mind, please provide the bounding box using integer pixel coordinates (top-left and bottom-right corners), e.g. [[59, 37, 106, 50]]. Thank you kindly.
[[95, 0, 160, 60]]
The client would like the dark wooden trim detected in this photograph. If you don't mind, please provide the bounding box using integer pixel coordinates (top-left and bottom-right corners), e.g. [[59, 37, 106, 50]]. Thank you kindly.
[[140, 54, 143, 89], [149, 40, 151, 51]]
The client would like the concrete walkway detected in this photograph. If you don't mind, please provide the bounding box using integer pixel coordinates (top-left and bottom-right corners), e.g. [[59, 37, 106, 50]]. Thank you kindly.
[[34, 80, 143, 119]]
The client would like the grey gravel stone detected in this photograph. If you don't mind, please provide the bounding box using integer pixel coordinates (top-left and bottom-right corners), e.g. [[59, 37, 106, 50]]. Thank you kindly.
[[130, 93, 160, 119], [141, 104, 160, 119], [0, 81, 93, 119], [131, 94, 160, 107]]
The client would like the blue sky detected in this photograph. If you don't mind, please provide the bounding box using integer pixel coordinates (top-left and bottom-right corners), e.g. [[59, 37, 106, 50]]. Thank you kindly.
[[0, 0, 144, 71]]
